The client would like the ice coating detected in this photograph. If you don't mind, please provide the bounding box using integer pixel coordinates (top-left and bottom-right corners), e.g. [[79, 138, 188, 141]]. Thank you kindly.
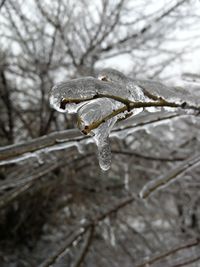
[[96, 138, 111, 171], [49, 76, 142, 114], [77, 98, 120, 170], [134, 79, 198, 105], [98, 68, 199, 105], [98, 69, 146, 102], [77, 98, 120, 132], [50, 74, 140, 170]]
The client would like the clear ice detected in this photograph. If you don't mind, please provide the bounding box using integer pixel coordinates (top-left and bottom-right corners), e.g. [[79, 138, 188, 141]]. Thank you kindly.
[[49, 76, 143, 114], [98, 68, 200, 106], [77, 98, 120, 170]]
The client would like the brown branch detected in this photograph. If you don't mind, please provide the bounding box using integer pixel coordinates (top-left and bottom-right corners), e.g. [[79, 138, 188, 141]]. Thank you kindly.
[[140, 153, 200, 199], [71, 226, 94, 267], [170, 255, 200, 267], [76, 95, 199, 135], [136, 238, 200, 267], [39, 228, 88, 267]]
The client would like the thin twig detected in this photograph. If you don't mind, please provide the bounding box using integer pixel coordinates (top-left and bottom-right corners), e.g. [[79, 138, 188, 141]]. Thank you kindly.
[[39, 228, 88, 267], [136, 238, 200, 267], [170, 255, 200, 267], [112, 149, 185, 162], [140, 153, 200, 199], [61, 94, 200, 135], [71, 226, 94, 267]]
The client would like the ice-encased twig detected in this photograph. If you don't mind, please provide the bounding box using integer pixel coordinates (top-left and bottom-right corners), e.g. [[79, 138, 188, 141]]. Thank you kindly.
[[98, 68, 200, 106], [77, 98, 119, 170], [0, 129, 82, 163], [49, 77, 135, 113], [140, 153, 200, 199]]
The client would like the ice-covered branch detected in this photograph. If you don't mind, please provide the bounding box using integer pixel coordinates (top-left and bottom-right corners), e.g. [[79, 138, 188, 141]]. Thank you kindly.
[[0, 112, 181, 166], [140, 153, 200, 199], [0, 129, 82, 162], [77, 99, 198, 136], [50, 68, 200, 170]]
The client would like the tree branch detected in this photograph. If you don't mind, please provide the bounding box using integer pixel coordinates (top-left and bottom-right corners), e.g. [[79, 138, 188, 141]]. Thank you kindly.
[[67, 94, 199, 135], [71, 226, 94, 267], [136, 238, 200, 267], [0, 112, 181, 165], [140, 153, 200, 199]]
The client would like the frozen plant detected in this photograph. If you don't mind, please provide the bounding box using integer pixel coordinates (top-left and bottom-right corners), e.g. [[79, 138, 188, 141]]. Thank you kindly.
[[49, 69, 200, 170]]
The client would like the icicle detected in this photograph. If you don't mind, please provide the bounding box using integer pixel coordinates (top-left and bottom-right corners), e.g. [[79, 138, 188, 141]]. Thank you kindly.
[[77, 98, 119, 170], [95, 137, 111, 171]]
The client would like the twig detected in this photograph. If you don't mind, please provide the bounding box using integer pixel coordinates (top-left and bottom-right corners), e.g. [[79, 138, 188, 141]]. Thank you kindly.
[[136, 238, 200, 267], [140, 153, 200, 199], [170, 255, 200, 267], [61, 94, 200, 135], [112, 149, 185, 162], [39, 228, 88, 267], [71, 226, 94, 267]]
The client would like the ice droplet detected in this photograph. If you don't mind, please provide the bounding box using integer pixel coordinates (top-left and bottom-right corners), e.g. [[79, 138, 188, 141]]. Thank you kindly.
[[95, 137, 111, 171]]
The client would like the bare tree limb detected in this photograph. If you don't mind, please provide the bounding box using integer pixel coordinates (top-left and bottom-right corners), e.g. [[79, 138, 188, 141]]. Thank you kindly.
[[140, 153, 200, 199], [136, 238, 200, 267], [71, 226, 94, 267], [101, 0, 189, 52], [170, 255, 200, 267]]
